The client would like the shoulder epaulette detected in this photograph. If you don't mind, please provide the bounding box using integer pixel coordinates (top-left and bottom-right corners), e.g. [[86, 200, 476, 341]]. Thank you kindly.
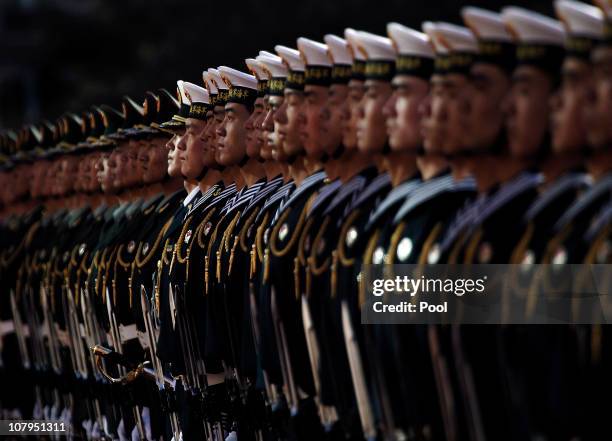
[[393, 175, 475, 225], [439, 195, 488, 254], [555, 174, 612, 232], [271, 171, 326, 225], [308, 179, 343, 217], [584, 201, 612, 243], [257, 181, 295, 226], [322, 175, 368, 217], [349, 173, 392, 212], [365, 178, 422, 232], [524, 172, 589, 222], [472, 172, 542, 226]]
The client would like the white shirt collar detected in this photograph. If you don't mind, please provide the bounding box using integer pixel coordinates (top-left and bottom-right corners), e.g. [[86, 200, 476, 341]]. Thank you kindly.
[[183, 186, 201, 207]]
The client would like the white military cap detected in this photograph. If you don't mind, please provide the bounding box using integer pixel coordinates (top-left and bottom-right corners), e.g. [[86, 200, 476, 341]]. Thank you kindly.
[[203, 71, 218, 95], [462, 7, 514, 42], [256, 54, 289, 78], [275, 45, 306, 90], [433, 22, 479, 54], [355, 31, 396, 60], [501, 7, 566, 46], [275, 45, 305, 71], [422, 22, 449, 54], [324, 34, 354, 83], [177, 80, 190, 106], [297, 37, 332, 85], [387, 22, 435, 57], [257, 54, 288, 95], [245, 58, 270, 80], [182, 82, 209, 104], [352, 31, 396, 80], [218, 66, 258, 90], [246, 58, 270, 97], [387, 23, 435, 78], [344, 28, 367, 60], [207, 68, 229, 106], [218, 66, 259, 106], [259, 50, 278, 59], [324, 34, 353, 65], [208, 68, 228, 90], [502, 7, 566, 74], [555, 0, 605, 39], [183, 82, 209, 120], [461, 7, 517, 71], [297, 37, 333, 66], [169, 80, 189, 123]]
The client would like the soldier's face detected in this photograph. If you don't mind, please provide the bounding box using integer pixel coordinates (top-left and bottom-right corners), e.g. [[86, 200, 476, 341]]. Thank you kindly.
[[504, 66, 554, 159], [260, 96, 276, 161], [59, 156, 79, 195], [277, 90, 304, 158], [343, 79, 365, 150], [550, 58, 593, 153], [584, 46, 612, 150], [356, 79, 393, 153], [166, 133, 183, 178], [180, 118, 207, 180], [109, 142, 128, 189], [383, 75, 429, 152], [216, 103, 249, 166], [322, 83, 348, 154], [463, 64, 511, 152], [201, 116, 218, 168], [84, 152, 102, 192], [422, 73, 471, 156], [206, 105, 225, 163], [300, 85, 329, 159], [96, 153, 116, 194], [245, 97, 265, 159], [144, 137, 170, 183]]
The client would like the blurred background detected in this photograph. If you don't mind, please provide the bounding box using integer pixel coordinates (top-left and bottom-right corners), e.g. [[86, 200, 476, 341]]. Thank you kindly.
[[0, 0, 554, 130]]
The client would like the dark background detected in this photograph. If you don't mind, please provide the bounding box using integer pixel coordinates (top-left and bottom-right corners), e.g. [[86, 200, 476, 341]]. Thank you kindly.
[[0, 0, 554, 130]]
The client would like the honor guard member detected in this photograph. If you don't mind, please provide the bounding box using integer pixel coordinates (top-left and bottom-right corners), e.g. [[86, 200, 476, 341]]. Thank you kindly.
[[343, 29, 367, 154], [361, 22, 459, 441], [543, 1, 612, 267], [245, 57, 278, 179], [510, 1, 603, 268], [248, 53, 303, 420], [580, 0, 612, 265], [258, 42, 329, 440], [204, 65, 277, 440], [161, 79, 235, 440], [295, 35, 356, 439], [574, 3, 612, 436]]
